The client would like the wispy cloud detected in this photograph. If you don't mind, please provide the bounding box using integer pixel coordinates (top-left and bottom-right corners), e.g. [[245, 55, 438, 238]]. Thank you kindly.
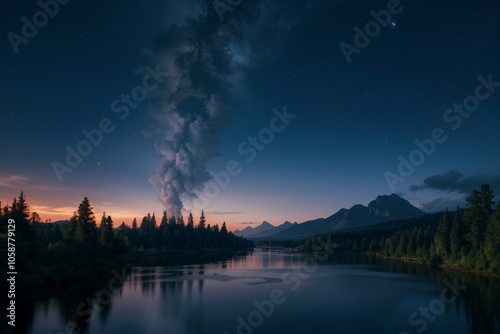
[[418, 197, 466, 213], [0, 175, 29, 187], [409, 169, 500, 194], [30, 205, 75, 216], [209, 211, 242, 215], [240, 222, 258, 225], [0, 174, 63, 191]]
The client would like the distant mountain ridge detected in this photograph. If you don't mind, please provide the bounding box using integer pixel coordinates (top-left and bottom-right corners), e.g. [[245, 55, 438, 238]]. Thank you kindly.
[[234, 221, 298, 238], [235, 194, 425, 240], [234, 221, 274, 238]]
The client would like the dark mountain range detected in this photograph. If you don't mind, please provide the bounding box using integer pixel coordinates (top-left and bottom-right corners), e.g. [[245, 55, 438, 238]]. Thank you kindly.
[[234, 221, 275, 238], [234, 221, 299, 238], [247, 194, 425, 240]]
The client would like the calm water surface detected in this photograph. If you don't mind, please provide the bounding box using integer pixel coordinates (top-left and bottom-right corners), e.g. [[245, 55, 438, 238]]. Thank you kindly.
[[12, 250, 500, 334]]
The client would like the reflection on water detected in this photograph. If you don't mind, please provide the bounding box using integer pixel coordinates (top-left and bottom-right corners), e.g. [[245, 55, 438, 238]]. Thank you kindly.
[[9, 250, 500, 334]]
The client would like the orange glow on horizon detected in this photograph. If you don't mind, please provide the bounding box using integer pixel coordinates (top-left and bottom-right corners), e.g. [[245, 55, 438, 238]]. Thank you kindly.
[[21, 202, 252, 231], [1, 183, 278, 232]]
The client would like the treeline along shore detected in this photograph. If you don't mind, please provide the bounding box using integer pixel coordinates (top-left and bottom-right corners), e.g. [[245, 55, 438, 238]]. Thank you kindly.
[[299, 185, 500, 277], [0, 193, 253, 288]]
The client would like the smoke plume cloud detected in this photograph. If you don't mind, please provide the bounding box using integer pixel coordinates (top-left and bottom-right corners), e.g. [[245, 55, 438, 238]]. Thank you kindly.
[[144, 2, 239, 216], [145, 0, 318, 216]]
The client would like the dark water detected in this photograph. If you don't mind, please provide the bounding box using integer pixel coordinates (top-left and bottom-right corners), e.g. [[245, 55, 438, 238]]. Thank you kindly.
[[11, 250, 500, 334]]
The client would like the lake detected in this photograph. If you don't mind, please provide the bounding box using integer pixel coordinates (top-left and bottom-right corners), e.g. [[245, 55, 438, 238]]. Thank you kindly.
[[11, 249, 500, 334]]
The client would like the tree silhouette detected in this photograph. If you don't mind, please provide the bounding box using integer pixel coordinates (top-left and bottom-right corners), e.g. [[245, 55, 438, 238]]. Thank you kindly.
[[76, 197, 96, 243], [198, 211, 206, 229], [188, 213, 194, 229], [435, 208, 451, 258]]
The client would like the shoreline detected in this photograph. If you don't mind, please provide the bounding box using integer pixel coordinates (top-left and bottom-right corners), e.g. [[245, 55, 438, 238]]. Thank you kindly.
[[436, 262, 500, 279], [379, 253, 500, 279], [300, 250, 500, 279]]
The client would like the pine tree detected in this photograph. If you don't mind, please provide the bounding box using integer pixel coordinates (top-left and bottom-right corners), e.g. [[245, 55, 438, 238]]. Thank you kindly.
[[389, 233, 399, 255], [130, 217, 139, 248], [396, 234, 408, 257], [480, 184, 495, 217], [161, 211, 168, 227], [198, 210, 206, 229], [76, 197, 96, 243], [10, 192, 31, 239], [221, 222, 228, 234], [140, 216, 148, 230], [75, 220, 87, 243], [169, 216, 177, 226], [450, 209, 464, 261], [140, 215, 152, 247], [407, 229, 417, 256], [64, 212, 78, 240], [188, 213, 194, 228], [106, 215, 114, 238], [464, 185, 495, 251], [99, 212, 107, 231], [151, 213, 157, 229], [12, 191, 30, 222], [434, 208, 452, 259], [379, 236, 386, 255], [99, 215, 113, 247], [113, 222, 130, 254], [416, 229, 424, 250]]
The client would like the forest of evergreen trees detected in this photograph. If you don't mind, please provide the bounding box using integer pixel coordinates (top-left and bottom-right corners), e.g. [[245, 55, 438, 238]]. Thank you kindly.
[[300, 185, 500, 275], [0, 193, 253, 287]]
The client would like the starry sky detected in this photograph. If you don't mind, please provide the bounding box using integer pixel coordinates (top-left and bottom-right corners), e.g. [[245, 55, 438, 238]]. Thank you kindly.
[[1, 0, 499, 230]]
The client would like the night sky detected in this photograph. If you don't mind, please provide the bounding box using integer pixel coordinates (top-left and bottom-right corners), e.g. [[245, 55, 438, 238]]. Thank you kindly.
[[1, 0, 499, 230]]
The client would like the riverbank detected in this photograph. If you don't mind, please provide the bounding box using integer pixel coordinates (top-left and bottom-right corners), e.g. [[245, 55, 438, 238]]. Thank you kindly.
[[380, 253, 500, 279], [437, 261, 500, 279]]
